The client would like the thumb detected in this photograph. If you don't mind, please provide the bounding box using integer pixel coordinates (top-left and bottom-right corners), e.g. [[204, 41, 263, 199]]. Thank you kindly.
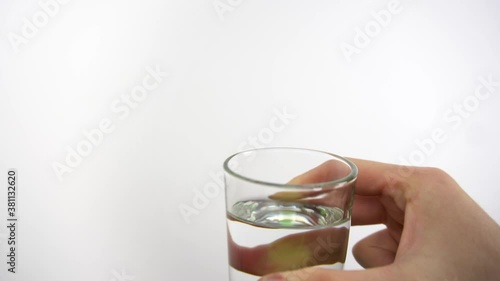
[[258, 266, 392, 281]]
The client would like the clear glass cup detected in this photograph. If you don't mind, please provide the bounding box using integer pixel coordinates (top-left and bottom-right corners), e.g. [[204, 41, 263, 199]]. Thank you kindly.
[[224, 147, 358, 281]]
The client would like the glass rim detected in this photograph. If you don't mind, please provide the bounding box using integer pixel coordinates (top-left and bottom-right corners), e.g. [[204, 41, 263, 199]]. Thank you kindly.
[[223, 147, 358, 189]]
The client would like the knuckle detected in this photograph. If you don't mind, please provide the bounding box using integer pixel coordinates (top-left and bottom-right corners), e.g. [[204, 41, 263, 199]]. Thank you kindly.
[[412, 166, 457, 192], [414, 167, 451, 181]]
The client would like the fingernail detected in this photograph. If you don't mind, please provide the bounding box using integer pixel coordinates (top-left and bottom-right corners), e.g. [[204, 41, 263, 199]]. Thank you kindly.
[[258, 274, 285, 281]]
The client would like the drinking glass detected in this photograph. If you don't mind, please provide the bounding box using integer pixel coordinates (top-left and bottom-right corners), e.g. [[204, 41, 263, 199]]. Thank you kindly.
[[224, 147, 358, 281]]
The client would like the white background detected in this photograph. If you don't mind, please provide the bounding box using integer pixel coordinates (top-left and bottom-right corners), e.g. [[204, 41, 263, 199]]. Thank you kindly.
[[1, 0, 499, 280]]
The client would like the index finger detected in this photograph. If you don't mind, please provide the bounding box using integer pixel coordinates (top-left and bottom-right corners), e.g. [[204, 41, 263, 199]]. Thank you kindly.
[[347, 158, 398, 196], [288, 158, 396, 196], [291, 158, 402, 226]]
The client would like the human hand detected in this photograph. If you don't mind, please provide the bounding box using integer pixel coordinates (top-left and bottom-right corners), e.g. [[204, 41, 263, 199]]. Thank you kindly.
[[258, 159, 500, 281], [228, 222, 349, 276], [227, 160, 355, 276]]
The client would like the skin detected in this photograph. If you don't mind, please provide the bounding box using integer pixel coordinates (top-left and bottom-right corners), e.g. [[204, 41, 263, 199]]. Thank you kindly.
[[228, 160, 355, 276], [251, 158, 500, 281], [228, 223, 349, 276]]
